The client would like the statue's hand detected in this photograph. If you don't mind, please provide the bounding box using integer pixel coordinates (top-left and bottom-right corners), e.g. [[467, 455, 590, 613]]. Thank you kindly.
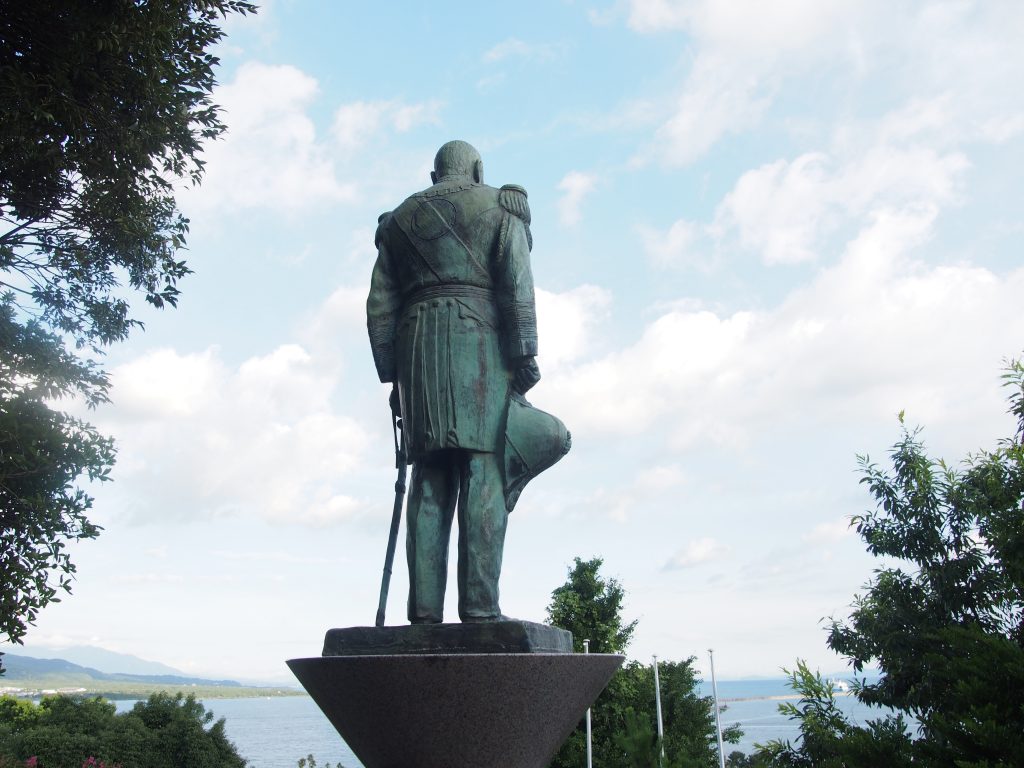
[[513, 356, 541, 395]]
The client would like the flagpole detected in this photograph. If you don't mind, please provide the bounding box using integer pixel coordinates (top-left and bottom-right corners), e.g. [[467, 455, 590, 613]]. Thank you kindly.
[[653, 654, 665, 766], [708, 648, 725, 768], [584, 639, 592, 768]]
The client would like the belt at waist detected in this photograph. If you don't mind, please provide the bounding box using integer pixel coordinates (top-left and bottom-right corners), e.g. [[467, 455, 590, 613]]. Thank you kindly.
[[404, 284, 495, 306]]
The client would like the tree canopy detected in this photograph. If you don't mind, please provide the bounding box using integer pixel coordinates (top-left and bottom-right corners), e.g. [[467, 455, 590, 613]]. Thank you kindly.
[[754, 358, 1024, 767], [0, 0, 254, 347], [0, 0, 254, 669], [0, 304, 112, 654], [0, 693, 245, 768], [547, 557, 740, 768], [548, 556, 638, 655]]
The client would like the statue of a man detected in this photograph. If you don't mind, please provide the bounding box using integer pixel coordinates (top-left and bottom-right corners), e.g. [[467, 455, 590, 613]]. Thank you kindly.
[[367, 140, 566, 624]]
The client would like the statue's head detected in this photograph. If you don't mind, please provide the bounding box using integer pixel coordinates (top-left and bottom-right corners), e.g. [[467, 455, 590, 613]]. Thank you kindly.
[[431, 140, 483, 185]]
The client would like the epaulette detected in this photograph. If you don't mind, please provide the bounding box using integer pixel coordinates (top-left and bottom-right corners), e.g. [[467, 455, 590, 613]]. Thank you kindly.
[[499, 184, 531, 225], [374, 212, 391, 248]]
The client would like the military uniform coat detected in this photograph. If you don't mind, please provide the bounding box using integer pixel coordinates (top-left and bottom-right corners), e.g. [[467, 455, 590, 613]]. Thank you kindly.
[[366, 178, 537, 460]]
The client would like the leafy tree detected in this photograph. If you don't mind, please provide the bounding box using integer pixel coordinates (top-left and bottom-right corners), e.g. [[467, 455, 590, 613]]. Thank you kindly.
[[296, 756, 346, 768], [654, 658, 741, 766], [0, 0, 255, 670], [725, 750, 768, 768], [128, 693, 245, 768], [755, 359, 1024, 767], [0, 693, 245, 768], [547, 557, 637, 655], [0, 302, 112, 665], [613, 709, 667, 768], [547, 558, 740, 768], [828, 359, 1024, 766], [0, 0, 256, 347], [754, 661, 912, 768]]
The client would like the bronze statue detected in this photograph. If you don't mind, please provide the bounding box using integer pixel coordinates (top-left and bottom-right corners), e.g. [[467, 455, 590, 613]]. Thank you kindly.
[[367, 140, 569, 624]]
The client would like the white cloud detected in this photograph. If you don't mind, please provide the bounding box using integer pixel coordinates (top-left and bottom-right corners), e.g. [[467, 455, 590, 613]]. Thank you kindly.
[[803, 518, 854, 545], [332, 101, 385, 150], [176, 64, 445, 215], [636, 464, 686, 491], [304, 282, 372, 354], [628, 2, 1024, 165], [711, 107, 970, 265], [713, 153, 833, 264], [556, 171, 599, 226], [393, 101, 442, 132], [978, 113, 1024, 144], [333, 99, 442, 150], [652, 52, 775, 166], [483, 38, 563, 63], [638, 218, 700, 268], [183, 62, 356, 213], [113, 573, 185, 585], [99, 344, 372, 528], [113, 348, 223, 418], [626, 0, 689, 33], [665, 537, 728, 569], [535, 285, 612, 369], [580, 463, 687, 523], [627, 1, 867, 165], [5, 634, 90, 650], [542, 205, 1024, 452], [212, 549, 336, 565], [543, 305, 755, 436], [476, 72, 507, 91], [627, 0, 858, 50]]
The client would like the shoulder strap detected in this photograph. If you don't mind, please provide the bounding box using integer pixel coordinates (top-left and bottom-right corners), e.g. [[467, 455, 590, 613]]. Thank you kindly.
[[499, 184, 531, 224]]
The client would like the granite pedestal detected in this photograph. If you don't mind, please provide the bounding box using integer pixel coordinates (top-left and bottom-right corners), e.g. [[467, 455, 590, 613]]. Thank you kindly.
[[287, 621, 623, 768]]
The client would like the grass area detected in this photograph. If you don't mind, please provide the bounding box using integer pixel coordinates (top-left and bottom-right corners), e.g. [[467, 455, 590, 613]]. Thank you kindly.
[[0, 675, 304, 700]]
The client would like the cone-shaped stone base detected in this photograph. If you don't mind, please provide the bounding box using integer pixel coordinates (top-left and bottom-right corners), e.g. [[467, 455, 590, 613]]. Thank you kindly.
[[287, 653, 623, 768]]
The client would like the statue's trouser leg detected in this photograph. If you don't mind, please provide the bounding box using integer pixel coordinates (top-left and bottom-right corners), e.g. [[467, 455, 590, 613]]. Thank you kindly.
[[457, 450, 509, 621], [406, 454, 458, 623]]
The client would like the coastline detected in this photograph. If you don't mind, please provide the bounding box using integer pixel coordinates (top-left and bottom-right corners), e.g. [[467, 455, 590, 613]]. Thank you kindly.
[[0, 679, 304, 700]]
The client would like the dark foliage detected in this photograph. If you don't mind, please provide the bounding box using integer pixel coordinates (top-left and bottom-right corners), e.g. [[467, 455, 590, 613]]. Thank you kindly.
[[754, 359, 1024, 767], [1, 0, 253, 348], [0, 0, 254, 670], [827, 360, 1024, 765], [547, 557, 637, 655], [547, 557, 740, 768], [0, 300, 112, 656], [0, 693, 245, 768], [754, 661, 913, 768]]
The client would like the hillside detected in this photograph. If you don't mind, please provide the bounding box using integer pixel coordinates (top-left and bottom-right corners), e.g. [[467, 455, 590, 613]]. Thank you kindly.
[[0, 654, 301, 699], [1, 654, 241, 687], [8, 644, 185, 677]]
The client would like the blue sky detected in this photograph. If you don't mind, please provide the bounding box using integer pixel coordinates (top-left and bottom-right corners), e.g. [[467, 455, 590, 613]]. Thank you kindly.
[[10, 0, 1024, 683]]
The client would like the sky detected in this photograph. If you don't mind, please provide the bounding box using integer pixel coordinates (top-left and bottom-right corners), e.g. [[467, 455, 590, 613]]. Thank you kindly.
[[8, 0, 1024, 684]]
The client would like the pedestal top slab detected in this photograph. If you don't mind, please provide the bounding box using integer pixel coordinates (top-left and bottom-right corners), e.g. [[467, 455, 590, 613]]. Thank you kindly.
[[322, 620, 573, 656]]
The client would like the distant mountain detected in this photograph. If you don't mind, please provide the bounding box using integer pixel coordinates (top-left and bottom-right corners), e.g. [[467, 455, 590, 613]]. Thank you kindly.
[[1, 654, 241, 687], [5, 645, 185, 677]]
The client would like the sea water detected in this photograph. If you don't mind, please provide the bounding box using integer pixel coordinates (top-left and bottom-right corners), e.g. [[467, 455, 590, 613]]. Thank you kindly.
[[697, 675, 897, 756], [113, 678, 893, 768], [114, 697, 361, 768]]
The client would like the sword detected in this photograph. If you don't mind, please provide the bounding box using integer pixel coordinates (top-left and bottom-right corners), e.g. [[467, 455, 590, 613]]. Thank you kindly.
[[375, 410, 407, 627]]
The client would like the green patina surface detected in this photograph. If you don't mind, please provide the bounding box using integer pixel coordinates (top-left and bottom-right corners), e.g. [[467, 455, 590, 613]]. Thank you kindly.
[[366, 141, 569, 624]]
